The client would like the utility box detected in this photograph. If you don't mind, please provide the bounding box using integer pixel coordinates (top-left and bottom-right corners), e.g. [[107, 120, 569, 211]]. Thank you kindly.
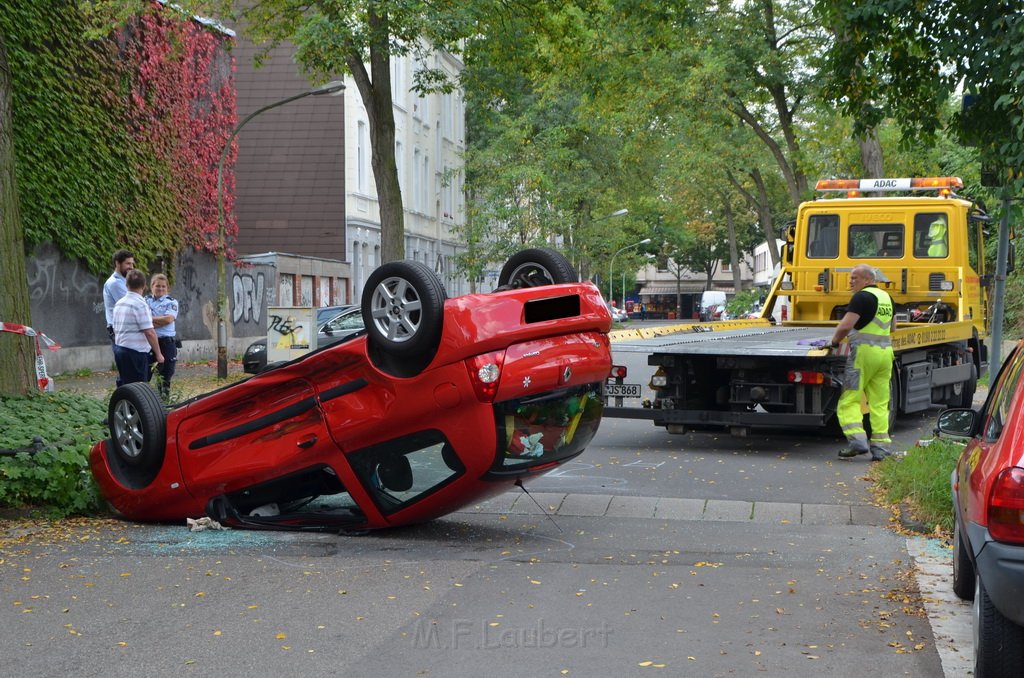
[[266, 307, 316, 364]]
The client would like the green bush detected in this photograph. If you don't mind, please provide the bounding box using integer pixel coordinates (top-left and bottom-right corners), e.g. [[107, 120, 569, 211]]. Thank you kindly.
[[873, 438, 963, 533], [0, 391, 107, 517]]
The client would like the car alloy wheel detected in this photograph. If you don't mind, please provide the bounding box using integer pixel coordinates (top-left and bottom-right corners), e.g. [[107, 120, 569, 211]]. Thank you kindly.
[[107, 382, 166, 471], [498, 248, 577, 288], [362, 260, 446, 361]]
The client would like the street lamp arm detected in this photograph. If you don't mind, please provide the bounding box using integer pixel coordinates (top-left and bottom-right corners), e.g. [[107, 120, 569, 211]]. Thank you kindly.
[[608, 237, 652, 303], [214, 80, 345, 378]]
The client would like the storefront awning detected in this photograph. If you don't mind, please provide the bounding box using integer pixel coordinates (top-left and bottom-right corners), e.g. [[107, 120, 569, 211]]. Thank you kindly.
[[639, 283, 707, 295]]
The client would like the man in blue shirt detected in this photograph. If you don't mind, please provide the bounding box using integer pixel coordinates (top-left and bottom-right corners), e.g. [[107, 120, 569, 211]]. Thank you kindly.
[[147, 273, 179, 399], [103, 250, 135, 386]]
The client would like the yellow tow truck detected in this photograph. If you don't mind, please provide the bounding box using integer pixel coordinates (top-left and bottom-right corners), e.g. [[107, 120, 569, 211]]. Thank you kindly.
[[606, 176, 998, 436]]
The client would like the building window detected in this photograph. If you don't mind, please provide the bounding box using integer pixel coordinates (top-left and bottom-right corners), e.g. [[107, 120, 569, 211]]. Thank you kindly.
[[420, 154, 430, 215], [395, 141, 404, 195], [391, 57, 404, 105], [413, 148, 421, 211], [357, 121, 368, 193], [279, 273, 295, 305]]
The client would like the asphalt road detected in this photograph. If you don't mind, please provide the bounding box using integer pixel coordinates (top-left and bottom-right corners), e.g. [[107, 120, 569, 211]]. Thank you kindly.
[[1, 322, 972, 677]]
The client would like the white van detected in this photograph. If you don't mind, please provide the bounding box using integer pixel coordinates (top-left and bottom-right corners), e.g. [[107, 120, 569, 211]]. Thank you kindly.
[[699, 291, 727, 321]]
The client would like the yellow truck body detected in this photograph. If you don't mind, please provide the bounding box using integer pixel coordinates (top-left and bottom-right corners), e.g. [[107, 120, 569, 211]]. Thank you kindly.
[[608, 177, 992, 435]]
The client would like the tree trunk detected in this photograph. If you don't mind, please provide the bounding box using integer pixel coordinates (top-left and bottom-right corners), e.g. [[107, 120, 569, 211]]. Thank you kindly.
[[345, 6, 405, 263], [859, 131, 884, 178], [0, 33, 34, 396], [720, 191, 743, 293]]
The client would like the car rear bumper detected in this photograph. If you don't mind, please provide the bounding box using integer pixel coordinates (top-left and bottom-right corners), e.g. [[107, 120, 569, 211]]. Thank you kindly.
[[968, 520, 1024, 624]]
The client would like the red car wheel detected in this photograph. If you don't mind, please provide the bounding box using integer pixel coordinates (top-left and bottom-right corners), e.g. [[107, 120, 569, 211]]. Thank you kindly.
[[362, 260, 446, 361], [107, 383, 166, 470], [498, 248, 577, 288]]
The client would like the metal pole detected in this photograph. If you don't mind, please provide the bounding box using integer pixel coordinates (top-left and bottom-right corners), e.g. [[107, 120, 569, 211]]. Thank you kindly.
[[988, 194, 1012, 378], [215, 82, 344, 378]]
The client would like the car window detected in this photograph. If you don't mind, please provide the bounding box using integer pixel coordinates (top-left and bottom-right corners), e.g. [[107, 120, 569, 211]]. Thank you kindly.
[[323, 311, 364, 334], [982, 347, 1024, 442]]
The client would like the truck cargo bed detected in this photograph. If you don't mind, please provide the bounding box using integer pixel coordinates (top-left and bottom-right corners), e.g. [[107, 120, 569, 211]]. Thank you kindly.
[[612, 324, 834, 357]]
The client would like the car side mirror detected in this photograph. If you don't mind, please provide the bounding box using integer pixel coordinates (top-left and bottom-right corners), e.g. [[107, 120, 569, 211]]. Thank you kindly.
[[935, 408, 977, 438]]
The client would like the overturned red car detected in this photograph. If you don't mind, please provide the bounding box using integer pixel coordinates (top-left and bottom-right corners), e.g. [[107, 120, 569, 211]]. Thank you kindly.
[[90, 249, 612, 531]]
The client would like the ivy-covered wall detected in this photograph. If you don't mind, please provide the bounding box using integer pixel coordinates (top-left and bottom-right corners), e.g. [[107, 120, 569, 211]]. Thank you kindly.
[[0, 0, 236, 277]]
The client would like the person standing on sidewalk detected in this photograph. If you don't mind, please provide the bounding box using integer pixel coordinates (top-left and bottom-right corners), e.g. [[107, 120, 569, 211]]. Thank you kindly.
[[112, 269, 163, 386], [103, 249, 135, 386], [830, 264, 895, 461], [146, 273, 178, 399]]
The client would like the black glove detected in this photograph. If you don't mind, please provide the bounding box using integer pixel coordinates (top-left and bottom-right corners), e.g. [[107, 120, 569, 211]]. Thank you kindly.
[[106, 325, 115, 341]]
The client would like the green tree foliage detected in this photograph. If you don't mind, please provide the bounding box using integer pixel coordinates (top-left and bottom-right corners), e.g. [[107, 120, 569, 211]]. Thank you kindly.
[[2, 2, 232, 276], [815, 0, 1024, 188]]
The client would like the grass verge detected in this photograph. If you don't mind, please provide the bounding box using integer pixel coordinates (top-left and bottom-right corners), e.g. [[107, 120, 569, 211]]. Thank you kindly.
[[872, 438, 964, 534]]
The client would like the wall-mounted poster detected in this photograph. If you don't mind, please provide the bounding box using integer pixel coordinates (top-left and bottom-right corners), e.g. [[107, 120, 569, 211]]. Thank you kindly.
[[266, 307, 316, 364]]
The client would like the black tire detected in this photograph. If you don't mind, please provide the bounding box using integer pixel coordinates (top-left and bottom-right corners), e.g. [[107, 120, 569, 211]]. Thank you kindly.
[[497, 248, 577, 288], [952, 519, 975, 601], [107, 382, 166, 469], [974, 573, 1024, 675], [362, 260, 446, 359], [949, 364, 978, 409]]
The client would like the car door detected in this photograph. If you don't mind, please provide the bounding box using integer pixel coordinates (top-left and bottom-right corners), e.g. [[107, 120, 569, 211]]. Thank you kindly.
[[175, 375, 340, 496], [960, 345, 1024, 524]]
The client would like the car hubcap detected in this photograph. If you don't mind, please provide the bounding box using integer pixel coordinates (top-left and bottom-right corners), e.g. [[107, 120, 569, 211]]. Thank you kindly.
[[370, 276, 422, 343], [112, 399, 144, 458], [506, 263, 554, 288]]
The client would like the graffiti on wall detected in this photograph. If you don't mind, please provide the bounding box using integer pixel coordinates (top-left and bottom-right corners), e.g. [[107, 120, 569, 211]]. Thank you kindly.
[[232, 271, 265, 325], [27, 249, 102, 315]]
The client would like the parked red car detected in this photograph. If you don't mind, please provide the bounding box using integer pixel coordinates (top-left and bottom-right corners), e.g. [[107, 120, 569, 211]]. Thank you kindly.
[[937, 340, 1024, 676], [91, 249, 612, 531]]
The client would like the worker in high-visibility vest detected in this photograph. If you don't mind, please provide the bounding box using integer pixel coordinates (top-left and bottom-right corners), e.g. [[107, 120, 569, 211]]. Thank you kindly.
[[829, 264, 895, 461], [927, 217, 948, 257]]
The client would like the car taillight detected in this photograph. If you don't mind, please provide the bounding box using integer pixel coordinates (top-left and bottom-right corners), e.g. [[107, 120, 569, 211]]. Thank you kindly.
[[988, 467, 1024, 544], [466, 351, 506, 402], [788, 370, 825, 384], [610, 365, 627, 379]]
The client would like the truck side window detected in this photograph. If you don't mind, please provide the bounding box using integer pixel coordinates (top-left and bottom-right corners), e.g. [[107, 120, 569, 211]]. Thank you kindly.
[[806, 214, 839, 258], [914, 213, 949, 258], [848, 223, 902, 258]]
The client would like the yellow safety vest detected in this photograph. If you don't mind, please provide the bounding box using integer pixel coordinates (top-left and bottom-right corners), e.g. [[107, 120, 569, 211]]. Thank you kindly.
[[851, 286, 893, 346], [928, 219, 948, 257]]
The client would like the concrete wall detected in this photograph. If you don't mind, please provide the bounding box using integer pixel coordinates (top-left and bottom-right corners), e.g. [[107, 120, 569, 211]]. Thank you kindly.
[[25, 243, 272, 375]]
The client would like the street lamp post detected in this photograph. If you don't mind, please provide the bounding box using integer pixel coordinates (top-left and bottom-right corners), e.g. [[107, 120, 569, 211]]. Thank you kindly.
[[609, 237, 651, 304], [215, 80, 345, 378], [576, 208, 628, 281]]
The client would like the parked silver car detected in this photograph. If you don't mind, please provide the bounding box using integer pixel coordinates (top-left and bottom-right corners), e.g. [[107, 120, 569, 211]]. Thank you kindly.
[[242, 305, 364, 374]]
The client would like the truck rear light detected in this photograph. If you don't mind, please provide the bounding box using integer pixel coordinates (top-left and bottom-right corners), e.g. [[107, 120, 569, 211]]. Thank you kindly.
[[466, 350, 506, 402], [988, 467, 1024, 544], [610, 365, 628, 379], [650, 368, 667, 388], [788, 370, 825, 384]]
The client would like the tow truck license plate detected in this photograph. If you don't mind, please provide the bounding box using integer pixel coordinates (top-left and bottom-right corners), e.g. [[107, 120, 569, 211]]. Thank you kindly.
[[605, 383, 641, 398]]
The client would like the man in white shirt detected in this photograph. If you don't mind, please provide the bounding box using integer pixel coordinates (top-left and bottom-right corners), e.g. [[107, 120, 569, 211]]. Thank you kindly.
[[112, 269, 164, 385], [103, 249, 135, 386]]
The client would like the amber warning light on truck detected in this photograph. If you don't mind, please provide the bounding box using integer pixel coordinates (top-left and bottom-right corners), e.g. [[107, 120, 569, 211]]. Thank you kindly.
[[815, 177, 964, 194]]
